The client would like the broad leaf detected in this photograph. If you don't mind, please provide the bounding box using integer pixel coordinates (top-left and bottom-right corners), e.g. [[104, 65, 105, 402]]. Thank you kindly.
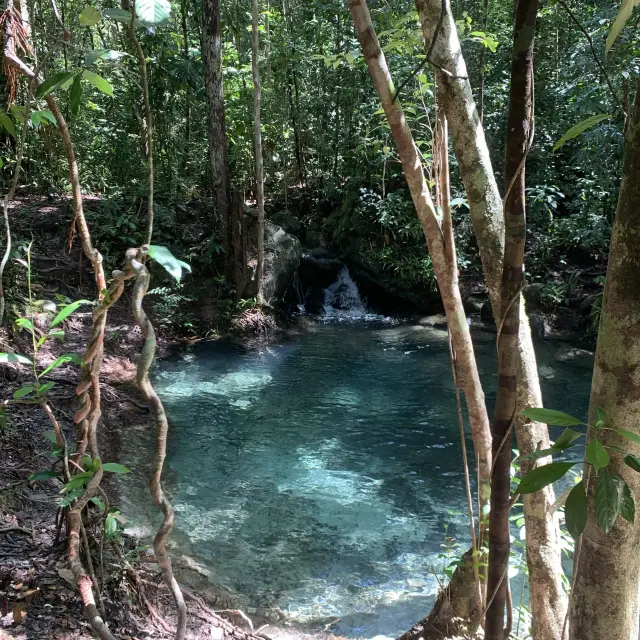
[[79, 6, 102, 26], [90, 496, 107, 512], [615, 429, 640, 446], [36, 71, 76, 99], [102, 462, 131, 474], [595, 406, 606, 429], [0, 113, 16, 139], [43, 431, 59, 444], [70, 74, 83, 116], [50, 299, 93, 328], [38, 381, 56, 395], [624, 454, 640, 473], [15, 317, 33, 331], [82, 70, 114, 97], [517, 462, 576, 494], [553, 115, 610, 152], [29, 470, 58, 481], [586, 438, 610, 472], [606, 0, 640, 54], [103, 7, 132, 23], [595, 468, 622, 533], [147, 245, 192, 281], [620, 481, 635, 524], [104, 512, 118, 537], [85, 49, 130, 65], [39, 353, 83, 378], [13, 385, 35, 400], [135, 0, 171, 25], [565, 481, 587, 539], [0, 352, 33, 365], [61, 471, 93, 493], [520, 407, 583, 427], [554, 428, 583, 449]]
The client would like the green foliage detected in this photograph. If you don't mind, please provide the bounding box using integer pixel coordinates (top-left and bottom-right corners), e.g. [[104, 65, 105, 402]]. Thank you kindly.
[[148, 245, 192, 282]]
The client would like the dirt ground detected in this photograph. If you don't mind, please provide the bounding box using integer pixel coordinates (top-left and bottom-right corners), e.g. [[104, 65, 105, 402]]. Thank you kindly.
[[0, 198, 280, 640]]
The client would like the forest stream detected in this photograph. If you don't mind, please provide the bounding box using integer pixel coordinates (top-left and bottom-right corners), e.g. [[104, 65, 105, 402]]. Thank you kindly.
[[116, 274, 594, 640]]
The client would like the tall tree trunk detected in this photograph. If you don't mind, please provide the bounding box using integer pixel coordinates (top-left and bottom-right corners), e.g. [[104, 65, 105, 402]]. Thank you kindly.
[[348, 0, 492, 520], [202, 0, 231, 259], [181, 0, 191, 172], [486, 0, 537, 636], [251, 0, 265, 303], [415, 3, 567, 637], [569, 81, 640, 640]]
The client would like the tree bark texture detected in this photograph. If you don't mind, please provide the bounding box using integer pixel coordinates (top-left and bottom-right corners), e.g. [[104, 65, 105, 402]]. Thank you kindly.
[[486, 0, 537, 636], [415, 3, 567, 637], [202, 0, 231, 258], [569, 81, 640, 640], [252, 0, 265, 302], [348, 0, 492, 513]]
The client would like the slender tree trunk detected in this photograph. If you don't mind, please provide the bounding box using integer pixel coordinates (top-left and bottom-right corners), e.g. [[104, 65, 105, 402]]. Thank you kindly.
[[569, 81, 640, 640], [251, 0, 264, 303], [415, 3, 567, 637], [348, 0, 492, 517], [486, 0, 537, 636], [181, 0, 191, 172], [202, 0, 231, 258], [478, 0, 489, 122]]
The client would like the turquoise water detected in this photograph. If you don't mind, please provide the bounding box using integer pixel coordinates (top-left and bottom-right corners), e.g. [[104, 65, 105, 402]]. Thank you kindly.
[[119, 319, 593, 639]]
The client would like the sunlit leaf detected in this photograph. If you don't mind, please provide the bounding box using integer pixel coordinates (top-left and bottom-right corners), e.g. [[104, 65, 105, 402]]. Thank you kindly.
[[553, 115, 610, 152], [85, 49, 130, 65], [82, 70, 114, 97], [0, 352, 33, 365], [520, 407, 583, 426], [586, 438, 610, 472], [517, 462, 576, 494], [554, 428, 583, 449], [79, 6, 102, 26], [147, 245, 192, 282], [565, 480, 587, 539], [39, 353, 83, 378], [50, 299, 93, 328], [595, 468, 622, 533], [605, 0, 640, 54], [135, 0, 171, 26], [102, 462, 131, 474]]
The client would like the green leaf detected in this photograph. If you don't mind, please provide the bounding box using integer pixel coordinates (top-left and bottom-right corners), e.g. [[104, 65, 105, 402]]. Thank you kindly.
[[615, 429, 640, 446], [15, 317, 33, 331], [50, 299, 93, 328], [36, 71, 76, 99], [85, 49, 130, 65], [605, 0, 640, 54], [103, 7, 132, 22], [135, 0, 171, 26], [553, 115, 610, 152], [37, 381, 56, 395], [595, 407, 606, 429], [586, 438, 610, 472], [70, 73, 83, 116], [48, 329, 65, 340], [39, 353, 83, 378], [517, 462, 576, 494], [79, 6, 102, 26], [520, 408, 583, 427], [43, 431, 59, 444], [104, 512, 118, 537], [554, 428, 583, 449], [29, 470, 58, 481], [564, 481, 587, 539], [102, 462, 131, 474], [147, 245, 192, 282], [620, 481, 635, 524], [82, 70, 114, 97], [13, 385, 35, 400], [61, 471, 93, 493], [624, 454, 640, 473], [595, 468, 623, 533], [90, 496, 106, 512], [0, 113, 16, 139], [0, 352, 33, 365]]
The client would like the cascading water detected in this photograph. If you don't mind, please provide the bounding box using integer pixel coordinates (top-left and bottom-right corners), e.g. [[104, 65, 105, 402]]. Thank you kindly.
[[323, 267, 368, 318]]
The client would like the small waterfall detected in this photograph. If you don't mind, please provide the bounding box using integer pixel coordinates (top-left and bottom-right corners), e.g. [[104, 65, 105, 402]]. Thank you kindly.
[[322, 267, 368, 318]]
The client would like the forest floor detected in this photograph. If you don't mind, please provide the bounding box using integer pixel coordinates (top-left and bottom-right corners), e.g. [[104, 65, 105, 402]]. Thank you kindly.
[[0, 198, 298, 640]]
